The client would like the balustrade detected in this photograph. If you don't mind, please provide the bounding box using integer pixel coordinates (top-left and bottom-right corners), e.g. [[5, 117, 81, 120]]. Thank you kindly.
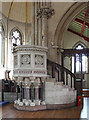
[[47, 59, 76, 89]]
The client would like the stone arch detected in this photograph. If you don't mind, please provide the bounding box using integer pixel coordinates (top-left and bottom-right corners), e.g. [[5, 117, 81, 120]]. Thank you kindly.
[[9, 26, 24, 45], [54, 2, 89, 46], [72, 41, 88, 49]]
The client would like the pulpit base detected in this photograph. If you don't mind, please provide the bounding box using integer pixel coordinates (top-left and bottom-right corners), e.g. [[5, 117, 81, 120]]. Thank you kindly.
[[14, 102, 76, 111]]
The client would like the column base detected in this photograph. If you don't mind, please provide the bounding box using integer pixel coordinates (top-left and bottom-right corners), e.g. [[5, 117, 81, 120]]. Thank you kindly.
[[14, 99, 43, 107], [41, 101, 46, 105], [30, 102, 35, 106], [14, 102, 76, 111], [35, 100, 41, 105], [14, 104, 46, 111]]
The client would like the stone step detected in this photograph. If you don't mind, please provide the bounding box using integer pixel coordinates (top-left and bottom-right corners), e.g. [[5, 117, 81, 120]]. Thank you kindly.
[[45, 81, 77, 105]]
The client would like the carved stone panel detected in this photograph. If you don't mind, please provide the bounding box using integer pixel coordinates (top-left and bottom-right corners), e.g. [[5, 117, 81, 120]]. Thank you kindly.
[[37, 8, 54, 19], [20, 54, 31, 67], [14, 55, 18, 68], [35, 55, 44, 67]]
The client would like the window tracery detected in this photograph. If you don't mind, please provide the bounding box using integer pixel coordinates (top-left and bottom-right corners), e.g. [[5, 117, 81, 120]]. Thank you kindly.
[[11, 29, 22, 46], [72, 43, 88, 73]]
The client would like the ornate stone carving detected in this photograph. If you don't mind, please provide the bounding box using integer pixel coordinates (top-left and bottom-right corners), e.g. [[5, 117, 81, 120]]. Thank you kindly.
[[35, 55, 44, 66], [13, 45, 48, 53], [21, 54, 31, 67], [14, 55, 18, 67], [37, 8, 54, 19]]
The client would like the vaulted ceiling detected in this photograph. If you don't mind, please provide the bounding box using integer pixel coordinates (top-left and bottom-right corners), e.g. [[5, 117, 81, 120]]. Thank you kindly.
[[1, 2, 74, 24], [2, 2, 32, 23], [68, 7, 89, 42]]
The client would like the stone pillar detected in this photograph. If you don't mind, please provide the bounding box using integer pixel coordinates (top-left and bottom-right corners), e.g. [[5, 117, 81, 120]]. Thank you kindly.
[[38, 17, 42, 46], [35, 2, 38, 45], [26, 88, 30, 100], [30, 83, 35, 102], [42, 14, 48, 47], [41, 81, 45, 101], [31, 2, 35, 45], [37, 7, 54, 47], [1, 36, 5, 66], [39, 81, 45, 102], [20, 82, 23, 102], [35, 86, 39, 100], [23, 88, 26, 99], [16, 84, 18, 100], [22, 87, 24, 99]]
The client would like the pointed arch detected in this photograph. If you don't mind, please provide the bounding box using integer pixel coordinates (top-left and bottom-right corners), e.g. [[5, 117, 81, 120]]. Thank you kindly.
[[54, 2, 88, 46], [72, 41, 88, 49], [9, 26, 24, 45]]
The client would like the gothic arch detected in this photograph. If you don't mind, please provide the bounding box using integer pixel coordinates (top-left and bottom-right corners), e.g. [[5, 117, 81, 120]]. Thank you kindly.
[[54, 2, 89, 46], [9, 26, 24, 45], [72, 41, 88, 49]]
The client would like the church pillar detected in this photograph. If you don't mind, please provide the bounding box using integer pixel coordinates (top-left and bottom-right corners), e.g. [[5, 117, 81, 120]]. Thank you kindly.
[[26, 88, 30, 100], [31, 2, 35, 45], [2, 36, 5, 66], [42, 14, 48, 47], [16, 83, 18, 100], [40, 81, 45, 102], [42, 81, 45, 101], [20, 82, 23, 102], [30, 82, 35, 102], [37, 6, 54, 47], [35, 86, 39, 100], [38, 17, 42, 46], [35, 2, 38, 45]]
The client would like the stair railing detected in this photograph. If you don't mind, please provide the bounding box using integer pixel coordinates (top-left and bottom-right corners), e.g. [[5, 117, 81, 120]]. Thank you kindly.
[[47, 59, 76, 89]]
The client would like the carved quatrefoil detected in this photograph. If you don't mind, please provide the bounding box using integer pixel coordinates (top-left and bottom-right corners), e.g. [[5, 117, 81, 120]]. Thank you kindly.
[[21, 55, 31, 66]]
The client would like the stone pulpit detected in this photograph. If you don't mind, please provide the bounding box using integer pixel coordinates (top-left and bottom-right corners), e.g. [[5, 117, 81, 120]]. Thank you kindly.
[[13, 45, 47, 111]]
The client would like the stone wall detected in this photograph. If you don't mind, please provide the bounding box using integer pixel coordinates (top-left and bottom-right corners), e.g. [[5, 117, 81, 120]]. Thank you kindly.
[[45, 81, 77, 105]]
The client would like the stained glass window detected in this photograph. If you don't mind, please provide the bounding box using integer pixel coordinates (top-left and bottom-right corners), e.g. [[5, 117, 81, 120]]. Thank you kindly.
[[72, 44, 88, 73], [11, 29, 22, 46]]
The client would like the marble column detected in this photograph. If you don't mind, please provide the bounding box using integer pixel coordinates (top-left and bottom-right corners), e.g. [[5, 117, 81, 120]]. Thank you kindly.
[[40, 81, 45, 101], [20, 82, 23, 102], [42, 82, 45, 101], [35, 86, 39, 100], [30, 83, 35, 102], [16, 84, 18, 100], [23, 88, 26, 99], [26, 88, 30, 100]]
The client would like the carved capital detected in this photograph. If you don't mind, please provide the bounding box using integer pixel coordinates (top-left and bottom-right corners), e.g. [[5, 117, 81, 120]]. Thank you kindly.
[[37, 8, 54, 19]]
